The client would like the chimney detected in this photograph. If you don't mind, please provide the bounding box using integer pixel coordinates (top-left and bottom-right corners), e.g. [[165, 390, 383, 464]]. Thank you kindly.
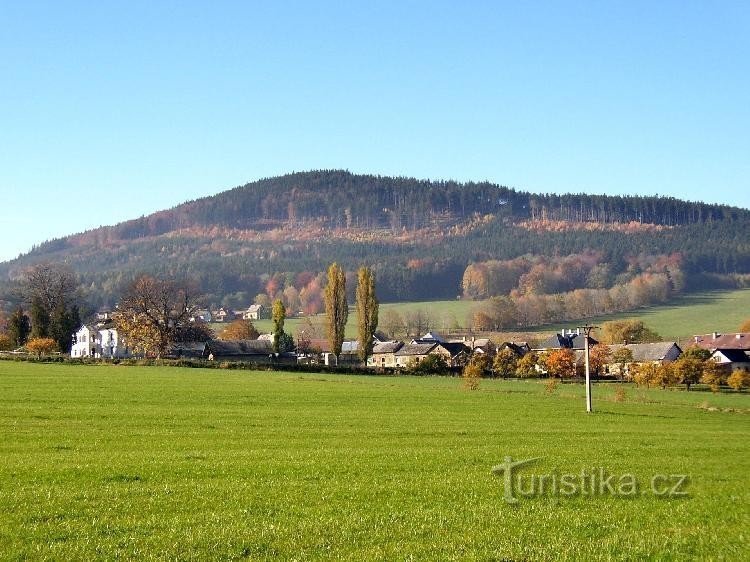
[[712, 332, 718, 340], [693, 335, 699, 343], [737, 333, 742, 340], [576, 328, 581, 336]]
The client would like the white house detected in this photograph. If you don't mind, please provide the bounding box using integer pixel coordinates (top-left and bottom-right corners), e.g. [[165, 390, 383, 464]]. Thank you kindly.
[[71, 325, 131, 359]]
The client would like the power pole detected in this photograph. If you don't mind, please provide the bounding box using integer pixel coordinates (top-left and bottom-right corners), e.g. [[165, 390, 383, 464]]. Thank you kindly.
[[578, 325, 597, 413]]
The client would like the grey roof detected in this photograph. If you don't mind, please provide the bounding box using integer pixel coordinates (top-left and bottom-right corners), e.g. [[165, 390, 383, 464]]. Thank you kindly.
[[372, 341, 404, 354], [206, 339, 272, 356], [609, 342, 681, 362], [438, 342, 469, 357], [395, 343, 438, 356]]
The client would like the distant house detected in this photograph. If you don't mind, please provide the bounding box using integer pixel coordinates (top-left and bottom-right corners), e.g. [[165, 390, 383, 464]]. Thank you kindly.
[[190, 309, 213, 323], [710, 349, 750, 373], [213, 308, 234, 323], [393, 341, 469, 368], [367, 341, 404, 368], [241, 304, 270, 321], [71, 325, 131, 359], [606, 342, 682, 378], [689, 332, 750, 352], [394, 342, 440, 368]]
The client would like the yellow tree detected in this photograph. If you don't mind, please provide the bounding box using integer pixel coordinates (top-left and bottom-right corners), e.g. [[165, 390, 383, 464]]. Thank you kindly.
[[727, 369, 750, 391], [26, 337, 58, 357], [543, 348, 576, 379], [588, 343, 612, 376], [701, 361, 727, 393], [324, 263, 348, 359], [356, 266, 378, 362], [219, 319, 259, 341]]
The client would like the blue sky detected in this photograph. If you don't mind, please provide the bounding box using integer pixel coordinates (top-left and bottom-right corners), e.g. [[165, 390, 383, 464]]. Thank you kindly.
[[1, 1, 748, 262]]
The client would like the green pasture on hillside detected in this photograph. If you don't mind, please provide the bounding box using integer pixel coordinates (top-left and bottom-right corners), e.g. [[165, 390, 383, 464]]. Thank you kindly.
[[0, 361, 748, 560], [527, 288, 750, 342], [220, 288, 750, 343]]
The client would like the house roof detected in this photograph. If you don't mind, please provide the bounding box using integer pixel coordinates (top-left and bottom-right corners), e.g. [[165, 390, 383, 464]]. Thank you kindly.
[[418, 331, 445, 343], [206, 339, 272, 356], [609, 342, 681, 362], [246, 304, 265, 312], [395, 343, 438, 356], [690, 333, 750, 351], [438, 342, 469, 357], [535, 333, 598, 350], [712, 348, 750, 363], [372, 341, 404, 354]]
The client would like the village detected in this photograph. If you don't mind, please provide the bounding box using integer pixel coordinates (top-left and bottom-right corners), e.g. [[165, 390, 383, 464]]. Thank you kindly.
[[66, 302, 750, 384]]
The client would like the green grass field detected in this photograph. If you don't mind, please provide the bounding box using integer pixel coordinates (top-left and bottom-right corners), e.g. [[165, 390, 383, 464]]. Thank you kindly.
[[527, 288, 750, 342], [1, 362, 748, 560], [229, 288, 750, 343]]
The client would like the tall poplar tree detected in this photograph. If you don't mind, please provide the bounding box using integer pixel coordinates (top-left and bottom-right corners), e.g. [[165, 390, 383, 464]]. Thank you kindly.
[[356, 266, 378, 362], [272, 299, 286, 354], [324, 262, 348, 360]]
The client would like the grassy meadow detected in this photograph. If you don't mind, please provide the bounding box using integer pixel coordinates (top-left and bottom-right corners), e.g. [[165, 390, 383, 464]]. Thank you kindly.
[[1, 361, 748, 560], [224, 288, 750, 344]]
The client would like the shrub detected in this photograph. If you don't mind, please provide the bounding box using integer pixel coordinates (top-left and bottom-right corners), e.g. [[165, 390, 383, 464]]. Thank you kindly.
[[727, 370, 750, 391]]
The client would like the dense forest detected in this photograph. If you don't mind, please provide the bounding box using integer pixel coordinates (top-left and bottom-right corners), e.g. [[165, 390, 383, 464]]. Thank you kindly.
[[0, 170, 748, 313]]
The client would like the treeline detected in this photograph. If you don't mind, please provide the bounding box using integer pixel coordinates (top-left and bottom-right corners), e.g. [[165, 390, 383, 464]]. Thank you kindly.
[[471, 270, 683, 331]]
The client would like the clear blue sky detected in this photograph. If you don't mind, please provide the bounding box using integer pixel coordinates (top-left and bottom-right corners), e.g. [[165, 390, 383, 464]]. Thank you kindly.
[[1, 1, 748, 262]]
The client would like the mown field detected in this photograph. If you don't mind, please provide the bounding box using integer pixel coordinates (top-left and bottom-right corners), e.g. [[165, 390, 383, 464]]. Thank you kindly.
[[0, 361, 748, 560], [224, 288, 750, 343]]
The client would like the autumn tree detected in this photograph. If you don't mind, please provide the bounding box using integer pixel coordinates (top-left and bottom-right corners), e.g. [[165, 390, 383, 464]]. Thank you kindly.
[[26, 337, 58, 357], [492, 347, 519, 378], [220, 319, 260, 341], [588, 343, 612, 376], [356, 266, 379, 362], [739, 319, 750, 332], [727, 369, 750, 391], [599, 320, 661, 344], [701, 361, 727, 393], [272, 299, 286, 354], [671, 356, 705, 391], [324, 263, 348, 359], [543, 348, 576, 379], [516, 352, 539, 378], [462, 354, 487, 390], [113, 275, 200, 357], [0, 333, 12, 351]]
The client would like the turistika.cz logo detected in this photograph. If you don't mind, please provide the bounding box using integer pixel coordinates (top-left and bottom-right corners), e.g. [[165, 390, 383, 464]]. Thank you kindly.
[[491, 456, 689, 504]]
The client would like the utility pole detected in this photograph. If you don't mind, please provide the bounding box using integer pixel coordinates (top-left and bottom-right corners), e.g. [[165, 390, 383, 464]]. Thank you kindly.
[[578, 325, 597, 413]]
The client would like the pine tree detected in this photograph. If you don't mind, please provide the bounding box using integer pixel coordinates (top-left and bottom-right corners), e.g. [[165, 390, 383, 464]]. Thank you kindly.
[[324, 263, 348, 360], [356, 266, 378, 362]]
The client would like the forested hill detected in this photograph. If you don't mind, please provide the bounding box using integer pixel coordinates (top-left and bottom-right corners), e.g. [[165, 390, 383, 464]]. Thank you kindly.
[[48, 170, 750, 241], [1, 170, 749, 311]]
